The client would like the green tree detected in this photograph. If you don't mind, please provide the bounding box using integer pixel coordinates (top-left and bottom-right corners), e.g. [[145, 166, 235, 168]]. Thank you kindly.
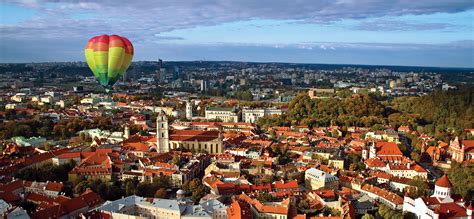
[[447, 162, 474, 199], [405, 176, 429, 198], [154, 188, 167, 198], [256, 192, 273, 202], [172, 155, 181, 166], [297, 199, 310, 210], [377, 204, 403, 219], [124, 178, 139, 196], [322, 207, 341, 216], [361, 214, 374, 219]]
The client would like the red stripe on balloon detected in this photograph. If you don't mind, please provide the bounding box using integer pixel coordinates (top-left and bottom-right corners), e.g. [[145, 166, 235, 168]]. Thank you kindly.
[[86, 34, 133, 52], [85, 36, 98, 49], [109, 35, 125, 48], [95, 34, 110, 44], [94, 42, 109, 52], [121, 37, 134, 55]]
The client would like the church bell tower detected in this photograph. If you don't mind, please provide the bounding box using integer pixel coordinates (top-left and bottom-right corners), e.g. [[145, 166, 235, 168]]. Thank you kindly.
[[156, 111, 169, 153]]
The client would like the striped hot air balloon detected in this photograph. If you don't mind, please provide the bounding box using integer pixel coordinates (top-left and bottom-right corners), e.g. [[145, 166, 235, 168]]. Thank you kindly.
[[84, 34, 133, 90]]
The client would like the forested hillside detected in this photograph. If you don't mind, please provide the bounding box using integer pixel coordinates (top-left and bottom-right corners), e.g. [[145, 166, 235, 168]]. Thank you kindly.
[[258, 86, 473, 140], [390, 87, 473, 135]]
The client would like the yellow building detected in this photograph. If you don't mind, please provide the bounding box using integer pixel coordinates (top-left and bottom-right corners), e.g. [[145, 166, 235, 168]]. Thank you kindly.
[[328, 159, 345, 170]]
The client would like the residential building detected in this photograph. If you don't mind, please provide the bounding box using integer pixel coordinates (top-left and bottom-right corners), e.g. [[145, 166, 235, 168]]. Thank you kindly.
[[237, 193, 290, 219], [68, 153, 112, 182], [360, 184, 403, 209]]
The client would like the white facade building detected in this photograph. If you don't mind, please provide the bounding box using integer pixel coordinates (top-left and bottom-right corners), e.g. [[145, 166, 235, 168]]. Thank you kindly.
[[305, 168, 339, 190], [96, 195, 228, 219], [241, 108, 284, 123], [205, 108, 238, 123], [186, 100, 193, 120]]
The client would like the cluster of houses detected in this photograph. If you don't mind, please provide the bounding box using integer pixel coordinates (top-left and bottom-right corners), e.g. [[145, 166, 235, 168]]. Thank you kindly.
[[0, 91, 473, 218]]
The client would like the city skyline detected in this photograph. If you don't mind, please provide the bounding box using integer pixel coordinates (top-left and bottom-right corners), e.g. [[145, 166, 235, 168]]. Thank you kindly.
[[0, 0, 473, 67]]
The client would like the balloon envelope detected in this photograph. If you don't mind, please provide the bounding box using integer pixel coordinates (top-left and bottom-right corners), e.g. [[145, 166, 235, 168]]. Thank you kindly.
[[84, 34, 133, 89]]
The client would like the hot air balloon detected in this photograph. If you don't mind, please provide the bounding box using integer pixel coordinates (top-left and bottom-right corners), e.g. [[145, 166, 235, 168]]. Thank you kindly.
[[84, 34, 133, 90]]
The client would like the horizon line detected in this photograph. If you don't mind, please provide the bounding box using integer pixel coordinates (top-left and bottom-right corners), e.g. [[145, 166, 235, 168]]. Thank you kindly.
[[1, 59, 474, 70]]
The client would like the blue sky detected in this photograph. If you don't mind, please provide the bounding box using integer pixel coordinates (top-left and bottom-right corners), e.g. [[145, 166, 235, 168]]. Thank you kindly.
[[0, 0, 473, 67]]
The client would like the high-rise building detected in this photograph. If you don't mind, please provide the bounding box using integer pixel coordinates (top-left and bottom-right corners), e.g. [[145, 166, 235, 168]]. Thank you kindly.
[[200, 80, 207, 92], [157, 59, 165, 81], [173, 66, 180, 80], [159, 68, 166, 81]]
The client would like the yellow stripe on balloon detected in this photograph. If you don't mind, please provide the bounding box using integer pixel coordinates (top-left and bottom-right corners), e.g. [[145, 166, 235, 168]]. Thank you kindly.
[[108, 47, 125, 78]]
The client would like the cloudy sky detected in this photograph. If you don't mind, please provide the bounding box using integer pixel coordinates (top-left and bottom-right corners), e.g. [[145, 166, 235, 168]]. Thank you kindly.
[[0, 0, 473, 67]]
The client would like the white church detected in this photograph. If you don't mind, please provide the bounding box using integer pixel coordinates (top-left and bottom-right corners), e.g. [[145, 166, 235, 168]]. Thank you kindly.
[[155, 111, 224, 154], [403, 175, 473, 219]]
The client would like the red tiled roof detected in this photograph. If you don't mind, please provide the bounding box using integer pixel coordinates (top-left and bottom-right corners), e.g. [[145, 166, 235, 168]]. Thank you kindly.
[[169, 130, 220, 141], [293, 214, 307, 219], [387, 163, 427, 173], [438, 141, 449, 149], [32, 190, 103, 219], [434, 202, 468, 217], [435, 175, 452, 188], [375, 142, 403, 156], [26, 192, 56, 204], [58, 152, 81, 159], [124, 142, 149, 152], [144, 168, 176, 176], [398, 126, 411, 132], [361, 184, 403, 205], [421, 196, 440, 205], [313, 189, 336, 199], [425, 146, 440, 157], [462, 140, 474, 153], [370, 171, 391, 179], [227, 200, 252, 219], [273, 180, 298, 190], [45, 181, 63, 192], [239, 193, 289, 215], [365, 158, 385, 167]]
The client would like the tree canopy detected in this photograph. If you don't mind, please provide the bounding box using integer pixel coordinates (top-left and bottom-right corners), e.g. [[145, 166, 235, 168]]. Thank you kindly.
[[258, 87, 473, 142]]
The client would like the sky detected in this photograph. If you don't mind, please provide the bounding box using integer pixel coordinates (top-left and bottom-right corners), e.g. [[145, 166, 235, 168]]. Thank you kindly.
[[0, 0, 473, 67]]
